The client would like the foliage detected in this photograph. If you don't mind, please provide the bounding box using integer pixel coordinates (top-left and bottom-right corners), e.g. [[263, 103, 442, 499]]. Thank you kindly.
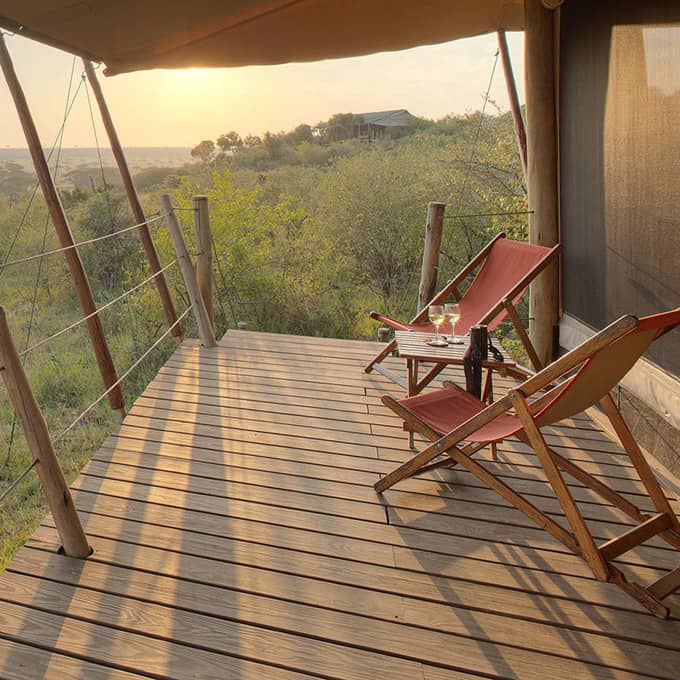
[[217, 131, 243, 153], [174, 109, 527, 339], [191, 139, 216, 164], [74, 190, 145, 292]]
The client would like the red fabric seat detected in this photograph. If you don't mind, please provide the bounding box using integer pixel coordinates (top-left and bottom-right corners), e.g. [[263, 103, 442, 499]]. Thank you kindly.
[[401, 386, 522, 442]]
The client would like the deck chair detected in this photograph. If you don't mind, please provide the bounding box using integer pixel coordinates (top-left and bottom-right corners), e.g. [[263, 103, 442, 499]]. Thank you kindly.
[[376, 308, 680, 617], [365, 233, 560, 381]]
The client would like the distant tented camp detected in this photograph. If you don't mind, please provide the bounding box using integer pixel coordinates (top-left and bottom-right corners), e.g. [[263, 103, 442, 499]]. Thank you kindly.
[[317, 109, 419, 142]]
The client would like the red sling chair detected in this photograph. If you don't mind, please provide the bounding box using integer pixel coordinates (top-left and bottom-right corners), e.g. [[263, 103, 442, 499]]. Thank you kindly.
[[376, 308, 680, 617], [365, 233, 560, 378]]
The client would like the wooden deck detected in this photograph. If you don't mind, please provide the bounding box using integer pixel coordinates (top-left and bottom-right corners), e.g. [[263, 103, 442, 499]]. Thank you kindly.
[[1, 330, 679, 679]]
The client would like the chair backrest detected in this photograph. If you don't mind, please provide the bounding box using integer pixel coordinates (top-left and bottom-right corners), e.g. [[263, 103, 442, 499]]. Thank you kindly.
[[535, 308, 680, 427], [458, 238, 555, 334]]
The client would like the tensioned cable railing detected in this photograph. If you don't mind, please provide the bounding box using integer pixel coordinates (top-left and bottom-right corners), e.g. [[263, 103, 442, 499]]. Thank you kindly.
[[0, 256, 184, 501], [0, 208, 185, 497], [0, 460, 39, 503], [443, 210, 533, 220], [0, 194, 216, 563], [18, 257, 179, 359], [0, 212, 167, 272], [53, 303, 191, 444]]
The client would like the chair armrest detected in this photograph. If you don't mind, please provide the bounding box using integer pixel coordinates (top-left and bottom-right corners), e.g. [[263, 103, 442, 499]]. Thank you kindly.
[[368, 311, 413, 332]]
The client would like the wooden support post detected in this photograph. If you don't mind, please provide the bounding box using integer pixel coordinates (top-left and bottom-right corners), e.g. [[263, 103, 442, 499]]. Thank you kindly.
[[525, 0, 560, 367], [161, 195, 217, 348], [497, 30, 527, 179], [193, 195, 214, 330], [0, 309, 90, 558], [0, 34, 125, 418], [82, 60, 182, 342], [417, 202, 446, 312]]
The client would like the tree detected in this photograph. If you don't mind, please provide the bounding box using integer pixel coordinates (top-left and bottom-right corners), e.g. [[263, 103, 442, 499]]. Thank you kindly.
[[285, 124, 313, 145], [263, 131, 284, 160], [217, 131, 243, 153], [191, 140, 216, 164], [243, 134, 262, 148]]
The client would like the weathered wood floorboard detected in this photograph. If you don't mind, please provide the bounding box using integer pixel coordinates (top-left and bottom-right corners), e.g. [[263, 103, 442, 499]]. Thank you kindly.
[[1, 330, 678, 679]]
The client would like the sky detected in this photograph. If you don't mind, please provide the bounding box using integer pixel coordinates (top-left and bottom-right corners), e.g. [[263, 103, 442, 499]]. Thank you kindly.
[[0, 31, 524, 149]]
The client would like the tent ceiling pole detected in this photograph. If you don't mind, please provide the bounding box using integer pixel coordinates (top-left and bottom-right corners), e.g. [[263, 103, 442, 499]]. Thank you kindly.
[[524, 0, 560, 365], [0, 34, 125, 418], [82, 59, 182, 342]]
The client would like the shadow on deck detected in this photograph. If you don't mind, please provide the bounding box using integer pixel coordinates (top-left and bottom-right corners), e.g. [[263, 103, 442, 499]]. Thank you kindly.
[[0, 330, 679, 679]]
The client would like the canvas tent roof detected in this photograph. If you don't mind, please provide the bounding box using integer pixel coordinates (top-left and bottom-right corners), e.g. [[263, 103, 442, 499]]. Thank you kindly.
[[360, 110, 418, 126], [0, 1, 523, 75]]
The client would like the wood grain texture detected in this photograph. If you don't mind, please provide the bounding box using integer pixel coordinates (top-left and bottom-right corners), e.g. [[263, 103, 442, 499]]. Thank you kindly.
[[1, 330, 679, 678]]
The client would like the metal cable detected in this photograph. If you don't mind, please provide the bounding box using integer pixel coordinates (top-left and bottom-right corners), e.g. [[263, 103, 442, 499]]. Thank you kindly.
[[0, 213, 166, 271], [18, 257, 179, 359], [209, 229, 237, 328], [0, 77, 85, 280], [441, 49, 501, 262], [53, 305, 192, 444], [443, 210, 533, 220], [0, 459, 39, 503], [84, 73, 116, 225]]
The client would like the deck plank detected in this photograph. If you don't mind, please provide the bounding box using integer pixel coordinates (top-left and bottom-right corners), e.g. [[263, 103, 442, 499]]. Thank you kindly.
[[1, 330, 679, 679]]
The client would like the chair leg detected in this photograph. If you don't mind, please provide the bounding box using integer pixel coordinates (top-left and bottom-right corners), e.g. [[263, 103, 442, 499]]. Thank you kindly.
[[451, 442, 581, 550], [600, 394, 680, 534], [502, 299, 543, 372], [609, 565, 670, 619], [365, 338, 397, 373], [511, 391, 610, 581]]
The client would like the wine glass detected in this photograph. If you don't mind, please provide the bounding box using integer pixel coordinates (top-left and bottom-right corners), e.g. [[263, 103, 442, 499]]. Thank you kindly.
[[444, 302, 462, 344], [427, 304, 446, 346]]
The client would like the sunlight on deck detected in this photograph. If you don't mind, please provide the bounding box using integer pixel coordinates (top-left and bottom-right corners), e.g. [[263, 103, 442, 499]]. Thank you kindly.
[[0, 331, 678, 679]]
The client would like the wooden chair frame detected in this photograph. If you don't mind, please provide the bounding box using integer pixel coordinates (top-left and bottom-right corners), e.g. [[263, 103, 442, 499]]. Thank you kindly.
[[376, 313, 680, 617], [365, 233, 559, 382]]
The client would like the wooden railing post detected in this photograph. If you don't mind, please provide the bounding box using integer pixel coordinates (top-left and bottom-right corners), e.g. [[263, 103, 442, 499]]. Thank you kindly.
[[82, 59, 182, 342], [0, 34, 125, 419], [193, 195, 214, 330], [417, 201, 446, 312], [161, 195, 217, 348], [0, 309, 90, 558]]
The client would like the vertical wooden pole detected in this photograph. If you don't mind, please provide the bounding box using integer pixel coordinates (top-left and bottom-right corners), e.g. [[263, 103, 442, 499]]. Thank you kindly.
[[525, 0, 560, 366], [161, 195, 217, 348], [497, 30, 528, 180], [82, 59, 182, 342], [0, 34, 125, 418], [0, 309, 90, 558], [192, 195, 214, 330], [417, 201, 446, 312]]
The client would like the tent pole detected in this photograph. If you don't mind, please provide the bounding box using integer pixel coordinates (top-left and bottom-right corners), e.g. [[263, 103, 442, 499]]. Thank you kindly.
[[525, 0, 560, 365], [0, 34, 125, 419], [82, 59, 182, 342]]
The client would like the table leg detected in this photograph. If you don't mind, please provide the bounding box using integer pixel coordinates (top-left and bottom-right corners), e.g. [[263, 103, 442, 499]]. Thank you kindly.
[[482, 369, 499, 461], [406, 359, 417, 448]]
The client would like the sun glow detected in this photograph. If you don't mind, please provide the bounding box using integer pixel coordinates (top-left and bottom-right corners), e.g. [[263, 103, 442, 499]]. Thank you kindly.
[[175, 67, 213, 84]]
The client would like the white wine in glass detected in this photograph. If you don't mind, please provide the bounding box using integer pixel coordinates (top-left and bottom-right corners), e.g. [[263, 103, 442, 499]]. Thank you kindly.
[[444, 303, 462, 344], [427, 304, 447, 346]]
